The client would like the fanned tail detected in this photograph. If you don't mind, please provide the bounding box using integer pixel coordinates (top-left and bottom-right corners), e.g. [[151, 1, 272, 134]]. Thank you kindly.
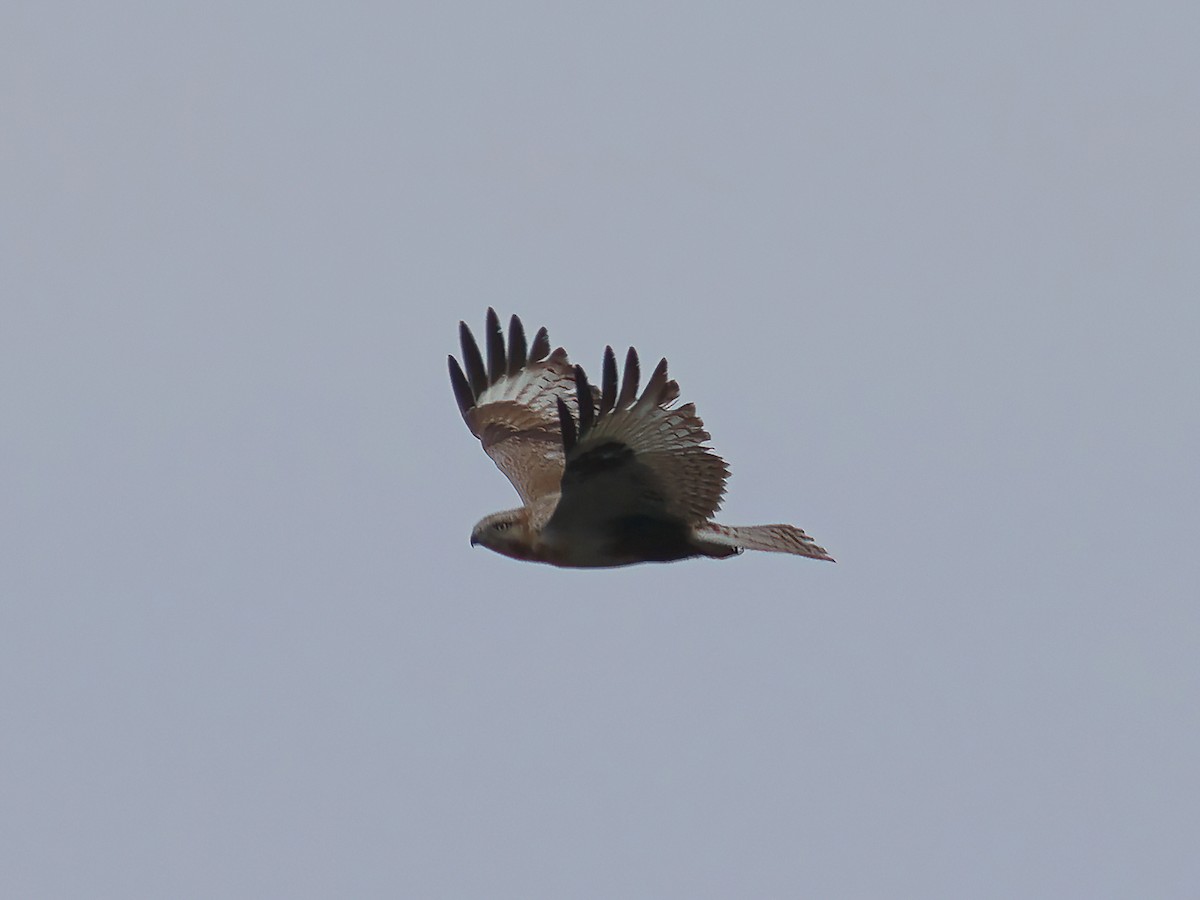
[[693, 523, 834, 562]]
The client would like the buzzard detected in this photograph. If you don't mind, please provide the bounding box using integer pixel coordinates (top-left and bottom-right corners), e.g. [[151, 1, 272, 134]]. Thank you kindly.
[[449, 310, 833, 567]]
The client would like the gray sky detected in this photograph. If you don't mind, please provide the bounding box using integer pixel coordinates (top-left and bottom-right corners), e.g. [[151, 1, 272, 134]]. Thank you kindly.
[[3, 2, 1198, 897]]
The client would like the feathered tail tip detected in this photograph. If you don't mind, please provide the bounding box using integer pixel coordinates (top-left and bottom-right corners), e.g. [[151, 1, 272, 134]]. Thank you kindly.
[[695, 523, 834, 562]]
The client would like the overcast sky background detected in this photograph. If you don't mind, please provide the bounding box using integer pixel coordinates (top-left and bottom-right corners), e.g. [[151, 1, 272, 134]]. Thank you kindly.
[[3, 2, 1199, 897]]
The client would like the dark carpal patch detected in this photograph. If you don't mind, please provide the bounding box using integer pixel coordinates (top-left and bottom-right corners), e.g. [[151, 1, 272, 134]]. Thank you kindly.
[[570, 441, 634, 478]]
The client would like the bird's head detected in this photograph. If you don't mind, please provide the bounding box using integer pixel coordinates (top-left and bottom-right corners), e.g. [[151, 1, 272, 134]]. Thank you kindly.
[[470, 508, 537, 561]]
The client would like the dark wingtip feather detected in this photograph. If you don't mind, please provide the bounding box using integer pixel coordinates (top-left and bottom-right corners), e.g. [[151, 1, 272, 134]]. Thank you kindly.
[[459, 321, 488, 398], [448, 355, 475, 417], [485, 308, 506, 383], [556, 396, 577, 452], [643, 357, 670, 404], [530, 327, 551, 362], [574, 365, 594, 435], [662, 378, 680, 406], [507, 315, 527, 375], [617, 346, 640, 408], [599, 346, 617, 417]]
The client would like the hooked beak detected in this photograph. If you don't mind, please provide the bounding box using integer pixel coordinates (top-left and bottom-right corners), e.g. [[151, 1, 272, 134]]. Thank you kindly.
[[470, 534, 479, 547]]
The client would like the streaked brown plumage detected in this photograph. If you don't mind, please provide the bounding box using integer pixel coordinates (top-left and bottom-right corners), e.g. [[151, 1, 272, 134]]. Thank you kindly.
[[449, 309, 833, 567]]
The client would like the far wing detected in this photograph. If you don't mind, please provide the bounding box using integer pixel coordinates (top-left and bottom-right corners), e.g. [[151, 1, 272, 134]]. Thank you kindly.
[[449, 309, 579, 506], [549, 347, 729, 531]]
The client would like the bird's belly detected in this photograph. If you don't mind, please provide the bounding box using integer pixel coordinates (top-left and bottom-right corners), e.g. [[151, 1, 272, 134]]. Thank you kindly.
[[538, 515, 698, 568], [538, 524, 625, 568]]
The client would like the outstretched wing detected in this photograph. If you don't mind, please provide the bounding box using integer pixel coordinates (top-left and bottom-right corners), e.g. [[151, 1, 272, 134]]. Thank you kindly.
[[550, 347, 729, 530], [449, 309, 579, 506]]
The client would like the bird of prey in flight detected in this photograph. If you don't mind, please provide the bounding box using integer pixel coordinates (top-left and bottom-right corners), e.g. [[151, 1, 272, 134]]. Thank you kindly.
[[449, 310, 833, 567]]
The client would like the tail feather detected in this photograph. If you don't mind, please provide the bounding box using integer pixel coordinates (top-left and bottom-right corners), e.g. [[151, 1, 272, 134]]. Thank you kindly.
[[693, 522, 834, 562]]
